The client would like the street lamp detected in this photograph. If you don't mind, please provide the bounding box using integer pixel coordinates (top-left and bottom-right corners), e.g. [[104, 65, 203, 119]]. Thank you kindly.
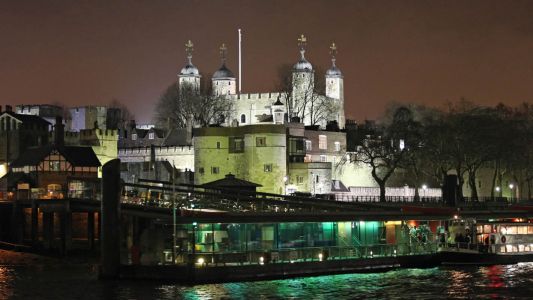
[[283, 176, 288, 195]]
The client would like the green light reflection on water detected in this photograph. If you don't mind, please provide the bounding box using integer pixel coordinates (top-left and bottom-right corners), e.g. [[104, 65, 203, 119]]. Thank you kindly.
[[178, 268, 443, 300]]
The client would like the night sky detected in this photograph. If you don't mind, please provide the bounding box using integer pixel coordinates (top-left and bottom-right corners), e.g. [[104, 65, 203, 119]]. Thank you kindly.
[[2, 0, 533, 123]]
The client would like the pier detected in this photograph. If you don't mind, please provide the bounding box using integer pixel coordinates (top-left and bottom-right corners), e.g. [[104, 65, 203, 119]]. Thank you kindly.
[[2, 162, 533, 282]]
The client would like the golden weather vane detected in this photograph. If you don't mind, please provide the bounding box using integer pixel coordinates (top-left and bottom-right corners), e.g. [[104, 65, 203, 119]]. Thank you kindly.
[[330, 42, 337, 57], [219, 43, 227, 62], [185, 40, 194, 57], [297, 34, 307, 48]]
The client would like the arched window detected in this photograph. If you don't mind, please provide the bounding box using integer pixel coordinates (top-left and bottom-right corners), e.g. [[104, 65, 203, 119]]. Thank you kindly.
[[241, 114, 246, 123]]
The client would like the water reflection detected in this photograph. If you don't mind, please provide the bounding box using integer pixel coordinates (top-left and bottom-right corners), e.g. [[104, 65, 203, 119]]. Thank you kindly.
[[0, 267, 14, 299], [2, 263, 533, 299]]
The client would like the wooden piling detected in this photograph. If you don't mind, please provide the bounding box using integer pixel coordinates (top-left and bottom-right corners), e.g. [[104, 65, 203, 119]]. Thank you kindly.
[[99, 159, 121, 279]]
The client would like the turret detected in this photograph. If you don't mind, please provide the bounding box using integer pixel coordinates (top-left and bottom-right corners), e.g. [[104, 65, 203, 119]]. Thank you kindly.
[[291, 34, 315, 125], [212, 43, 236, 96], [325, 42, 345, 129], [178, 40, 201, 92], [271, 96, 286, 125]]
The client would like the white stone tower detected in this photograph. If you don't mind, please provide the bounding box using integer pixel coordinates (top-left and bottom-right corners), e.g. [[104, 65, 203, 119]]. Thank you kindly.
[[325, 42, 345, 128], [212, 43, 236, 96], [291, 34, 315, 125], [178, 40, 201, 92]]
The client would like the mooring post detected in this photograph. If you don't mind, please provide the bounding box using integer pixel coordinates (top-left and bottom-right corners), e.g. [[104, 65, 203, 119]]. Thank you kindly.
[[10, 199, 24, 243], [31, 199, 38, 246], [42, 212, 54, 250], [99, 159, 121, 279], [87, 211, 95, 250]]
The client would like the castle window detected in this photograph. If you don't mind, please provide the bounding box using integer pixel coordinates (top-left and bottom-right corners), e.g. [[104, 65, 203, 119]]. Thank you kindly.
[[131, 133, 137, 141], [148, 132, 155, 140], [320, 155, 327, 162], [199, 167, 204, 174], [319, 135, 327, 150], [305, 140, 312, 151], [229, 137, 244, 153], [241, 114, 246, 124], [256, 137, 266, 147], [334, 141, 340, 152], [264, 164, 273, 172], [216, 141, 221, 149], [211, 167, 220, 174], [297, 176, 304, 184]]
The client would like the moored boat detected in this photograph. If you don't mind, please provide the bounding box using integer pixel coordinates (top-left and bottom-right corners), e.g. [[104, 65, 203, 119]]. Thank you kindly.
[[439, 220, 533, 265]]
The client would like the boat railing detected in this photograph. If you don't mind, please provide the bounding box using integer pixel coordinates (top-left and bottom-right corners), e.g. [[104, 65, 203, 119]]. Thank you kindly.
[[162, 242, 439, 266]]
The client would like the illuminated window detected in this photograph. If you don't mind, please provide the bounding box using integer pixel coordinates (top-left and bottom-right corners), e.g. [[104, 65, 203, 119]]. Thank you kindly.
[[305, 140, 312, 151], [132, 133, 137, 141], [148, 132, 155, 140], [49, 161, 60, 171], [319, 135, 327, 150], [334, 141, 340, 152]]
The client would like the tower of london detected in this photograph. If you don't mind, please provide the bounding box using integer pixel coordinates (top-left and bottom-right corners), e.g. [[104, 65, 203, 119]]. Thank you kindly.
[[177, 35, 345, 129]]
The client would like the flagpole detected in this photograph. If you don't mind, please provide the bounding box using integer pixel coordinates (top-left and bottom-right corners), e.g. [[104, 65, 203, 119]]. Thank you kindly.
[[238, 28, 242, 94]]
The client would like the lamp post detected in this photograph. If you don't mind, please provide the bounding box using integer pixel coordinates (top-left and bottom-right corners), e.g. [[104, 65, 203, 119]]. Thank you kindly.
[[172, 163, 176, 264], [509, 183, 515, 202], [283, 176, 288, 195]]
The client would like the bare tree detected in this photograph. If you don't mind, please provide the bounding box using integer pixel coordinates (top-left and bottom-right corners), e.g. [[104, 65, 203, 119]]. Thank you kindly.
[[109, 98, 134, 130], [344, 106, 418, 202], [153, 82, 233, 129], [276, 65, 337, 126]]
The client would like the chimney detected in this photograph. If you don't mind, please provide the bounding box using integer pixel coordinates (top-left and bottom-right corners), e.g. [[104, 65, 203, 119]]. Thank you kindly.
[[5, 105, 12, 112], [54, 116, 64, 146]]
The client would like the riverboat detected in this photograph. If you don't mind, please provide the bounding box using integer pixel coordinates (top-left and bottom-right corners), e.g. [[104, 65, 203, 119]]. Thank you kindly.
[[438, 220, 533, 265]]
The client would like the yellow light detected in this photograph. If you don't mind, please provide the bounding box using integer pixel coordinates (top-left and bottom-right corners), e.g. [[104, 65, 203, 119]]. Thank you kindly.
[[259, 256, 264, 265], [318, 253, 323, 261], [454, 215, 459, 220], [385, 221, 401, 225], [197, 257, 204, 265]]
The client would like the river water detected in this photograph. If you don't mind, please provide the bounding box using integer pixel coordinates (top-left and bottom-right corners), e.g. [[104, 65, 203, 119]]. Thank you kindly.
[[2, 262, 533, 299]]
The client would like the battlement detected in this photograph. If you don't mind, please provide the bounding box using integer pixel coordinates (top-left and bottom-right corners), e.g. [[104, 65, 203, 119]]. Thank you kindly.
[[52, 129, 118, 138], [230, 92, 284, 100], [118, 145, 194, 156]]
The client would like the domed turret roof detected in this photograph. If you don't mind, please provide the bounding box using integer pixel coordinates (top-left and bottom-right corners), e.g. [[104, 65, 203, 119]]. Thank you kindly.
[[326, 65, 342, 77], [180, 63, 199, 76], [326, 42, 342, 77], [293, 34, 313, 72], [293, 57, 313, 72], [213, 63, 234, 79], [179, 40, 200, 77]]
